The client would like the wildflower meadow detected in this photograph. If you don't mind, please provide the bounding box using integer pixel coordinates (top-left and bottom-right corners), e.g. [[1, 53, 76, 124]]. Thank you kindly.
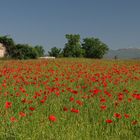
[[0, 59, 140, 140]]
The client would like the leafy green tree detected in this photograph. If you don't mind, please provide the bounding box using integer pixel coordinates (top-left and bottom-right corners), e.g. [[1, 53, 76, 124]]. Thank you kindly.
[[11, 44, 38, 59], [63, 34, 85, 57], [34, 45, 45, 57], [48, 47, 62, 57], [82, 37, 109, 58], [0, 35, 15, 57]]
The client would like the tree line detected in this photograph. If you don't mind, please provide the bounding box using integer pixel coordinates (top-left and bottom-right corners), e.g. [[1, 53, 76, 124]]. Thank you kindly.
[[0, 34, 109, 59], [48, 34, 109, 58], [0, 35, 45, 59]]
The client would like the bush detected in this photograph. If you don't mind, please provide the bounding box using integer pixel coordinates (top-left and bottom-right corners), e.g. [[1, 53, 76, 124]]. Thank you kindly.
[[11, 44, 38, 59]]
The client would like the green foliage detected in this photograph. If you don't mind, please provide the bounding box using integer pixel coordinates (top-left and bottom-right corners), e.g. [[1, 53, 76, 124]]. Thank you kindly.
[[0, 34, 109, 59], [82, 37, 109, 58], [0, 35, 46, 59], [48, 34, 109, 59], [0, 35, 15, 57], [63, 34, 85, 57], [11, 44, 38, 59], [48, 47, 62, 57], [34, 45, 45, 57], [0, 59, 139, 139]]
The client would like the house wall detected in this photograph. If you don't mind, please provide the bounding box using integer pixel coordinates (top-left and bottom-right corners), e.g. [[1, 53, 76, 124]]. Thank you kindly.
[[0, 49, 5, 57], [0, 43, 6, 57]]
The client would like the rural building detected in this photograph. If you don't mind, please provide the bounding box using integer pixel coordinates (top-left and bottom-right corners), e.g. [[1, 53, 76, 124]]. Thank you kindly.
[[0, 43, 6, 57], [39, 56, 55, 59]]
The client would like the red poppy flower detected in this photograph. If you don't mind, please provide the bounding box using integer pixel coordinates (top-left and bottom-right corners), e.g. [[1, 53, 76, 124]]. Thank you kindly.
[[40, 99, 45, 103], [5, 101, 12, 109], [128, 98, 132, 102], [124, 114, 130, 118], [63, 107, 68, 112], [118, 93, 123, 101], [100, 98, 106, 103], [132, 94, 140, 100], [93, 88, 101, 95], [100, 105, 107, 110], [10, 117, 18, 122], [71, 108, 79, 113], [106, 119, 113, 123], [55, 91, 60, 96], [29, 107, 35, 111], [76, 100, 83, 106], [19, 112, 26, 117], [72, 90, 78, 94], [114, 113, 121, 119], [69, 97, 74, 102], [49, 115, 56, 122]]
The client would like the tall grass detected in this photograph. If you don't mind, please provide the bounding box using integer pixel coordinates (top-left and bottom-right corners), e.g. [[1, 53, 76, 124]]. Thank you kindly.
[[0, 59, 140, 139]]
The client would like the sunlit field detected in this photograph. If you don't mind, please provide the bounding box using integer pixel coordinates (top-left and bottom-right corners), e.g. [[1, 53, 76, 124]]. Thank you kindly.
[[0, 58, 140, 140]]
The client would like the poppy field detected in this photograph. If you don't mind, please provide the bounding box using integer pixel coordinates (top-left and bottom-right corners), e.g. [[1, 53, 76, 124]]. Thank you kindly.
[[0, 59, 140, 140]]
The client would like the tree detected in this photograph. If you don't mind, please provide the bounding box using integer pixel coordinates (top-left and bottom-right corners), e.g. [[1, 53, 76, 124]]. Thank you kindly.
[[0, 35, 45, 59], [34, 45, 45, 57], [48, 47, 62, 57], [63, 34, 85, 57], [11, 44, 38, 59], [82, 37, 109, 58], [0, 35, 15, 57]]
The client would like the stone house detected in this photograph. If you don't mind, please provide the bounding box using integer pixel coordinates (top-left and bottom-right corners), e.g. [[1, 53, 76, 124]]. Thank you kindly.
[[0, 43, 6, 57]]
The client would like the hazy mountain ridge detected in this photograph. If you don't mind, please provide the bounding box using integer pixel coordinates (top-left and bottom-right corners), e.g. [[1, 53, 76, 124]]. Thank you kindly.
[[104, 48, 140, 59]]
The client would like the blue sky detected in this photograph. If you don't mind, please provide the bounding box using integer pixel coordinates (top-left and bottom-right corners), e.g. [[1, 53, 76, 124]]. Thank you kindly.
[[0, 0, 140, 53]]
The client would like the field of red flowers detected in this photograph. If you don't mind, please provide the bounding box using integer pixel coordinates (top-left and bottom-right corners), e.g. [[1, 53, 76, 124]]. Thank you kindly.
[[0, 59, 140, 139]]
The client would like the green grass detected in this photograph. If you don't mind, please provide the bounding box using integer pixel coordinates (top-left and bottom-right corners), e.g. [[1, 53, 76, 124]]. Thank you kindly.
[[0, 59, 140, 140]]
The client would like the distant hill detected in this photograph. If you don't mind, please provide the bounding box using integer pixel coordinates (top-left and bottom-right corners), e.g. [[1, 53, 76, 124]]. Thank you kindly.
[[104, 48, 140, 59]]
